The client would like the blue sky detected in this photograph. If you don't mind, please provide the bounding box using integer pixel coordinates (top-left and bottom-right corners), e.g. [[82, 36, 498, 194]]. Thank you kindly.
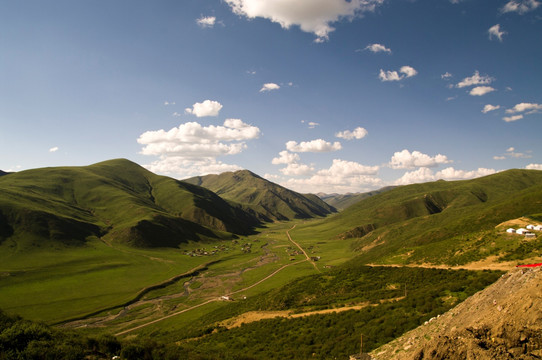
[[1, 0, 541, 193]]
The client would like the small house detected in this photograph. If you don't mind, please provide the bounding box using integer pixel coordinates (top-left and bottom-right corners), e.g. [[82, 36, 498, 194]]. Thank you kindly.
[[527, 225, 535, 230], [534, 225, 542, 231], [525, 232, 536, 239], [506, 228, 516, 234], [516, 228, 529, 235]]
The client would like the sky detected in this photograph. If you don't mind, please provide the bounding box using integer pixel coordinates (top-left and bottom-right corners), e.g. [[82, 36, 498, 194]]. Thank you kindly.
[[1, 0, 541, 194]]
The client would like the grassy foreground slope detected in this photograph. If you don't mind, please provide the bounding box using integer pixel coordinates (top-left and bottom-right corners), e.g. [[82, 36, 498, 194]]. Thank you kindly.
[[293, 169, 542, 265], [184, 170, 336, 221], [0, 159, 260, 249]]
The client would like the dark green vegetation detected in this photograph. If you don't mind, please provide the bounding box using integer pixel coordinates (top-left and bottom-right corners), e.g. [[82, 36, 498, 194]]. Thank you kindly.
[[0, 170, 9, 177], [294, 169, 542, 265], [184, 170, 336, 221], [144, 264, 502, 359], [319, 186, 396, 210], [0, 159, 263, 249]]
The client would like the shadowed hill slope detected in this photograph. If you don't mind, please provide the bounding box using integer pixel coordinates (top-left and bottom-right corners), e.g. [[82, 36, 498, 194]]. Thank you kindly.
[[0, 159, 260, 248], [184, 170, 336, 221]]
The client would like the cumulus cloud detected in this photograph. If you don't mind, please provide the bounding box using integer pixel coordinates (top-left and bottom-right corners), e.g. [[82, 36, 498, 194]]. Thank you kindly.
[[395, 167, 496, 185], [482, 104, 501, 113], [185, 100, 223, 117], [506, 102, 542, 114], [272, 150, 300, 165], [526, 163, 542, 170], [145, 157, 243, 179], [379, 66, 417, 82], [286, 139, 342, 152], [49, 146, 59, 153], [224, 0, 384, 42], [138, 119, 260, 178], [503, 114, 524, 122], [488, 24, 506, 42], [280, 163, 315, 176], [389, 149, 451, 169], [364, 43, 391, 53], [441, 72, 453, 80], [138, 119, 260, 159], [282, 159, 381, 193], [470, 86, 496, 96], [456, 71, 494, 88], [335, 127, 368, 140], [197, 16, 217, 28], [260, 83, 280, 92], [501, 0, 540, 14]]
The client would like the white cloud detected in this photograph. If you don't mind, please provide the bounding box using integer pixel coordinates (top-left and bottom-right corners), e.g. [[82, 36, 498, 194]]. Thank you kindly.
[[164, 101, 176, 106], [49, 146, 59, 153], [224, 0, 384, 42], [395, 167, 496, 185], [307, 121, 319, 129], [436, 167, 496, 180], [185, 100, 223, 117], [503, 114, 524, 122], [139, 119, 260, 178], [389, 149, 451, 169], [456, 71, 494, 88], [505, 102, 542, 114], [400, 66, 418, 78], [441, 72, 453, 80], [260, 83, 280, 92], [494, 147, 532, 159], [470, 86, 496, 96], [197, 16, 217, 28], [488, 24, 506, 42], [318, 159, 378, 176], [482, 104, 501, 113], [138, 119, 260, 159], [501, 0, 540, 14], [280, 163, 315, 176], [282, 159, 381, 193], [146, 157, 243, 179], [286, 139, 342, 152], [335, 127, 368, 140], [379, 69, 402, 82], [364, 43, 391, 53], [379, 66, 417, 82], [272, 150, 300, 165], [526, 163, 542, 170], [493, 156, 506, 160]]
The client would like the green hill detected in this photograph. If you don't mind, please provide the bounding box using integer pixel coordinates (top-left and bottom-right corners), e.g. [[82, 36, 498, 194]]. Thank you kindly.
[[184, 170, 336, 221], [295, 169, 542, 265], [0, 159, 260, 249], [319, 186, 396, 210]]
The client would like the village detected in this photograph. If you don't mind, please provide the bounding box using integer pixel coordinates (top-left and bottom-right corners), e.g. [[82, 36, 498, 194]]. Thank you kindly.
[[506, 223, 542, 239]]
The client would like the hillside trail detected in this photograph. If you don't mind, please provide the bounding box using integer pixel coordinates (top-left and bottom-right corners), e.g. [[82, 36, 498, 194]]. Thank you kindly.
[[286, 224, 321, 273], [113, 224, 318, 336]]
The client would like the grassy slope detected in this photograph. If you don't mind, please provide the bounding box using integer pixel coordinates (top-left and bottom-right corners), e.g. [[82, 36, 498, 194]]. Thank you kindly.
[[293, 169, 542, 265], [0, 159, 260, 249], [184, 170, 336, 221]]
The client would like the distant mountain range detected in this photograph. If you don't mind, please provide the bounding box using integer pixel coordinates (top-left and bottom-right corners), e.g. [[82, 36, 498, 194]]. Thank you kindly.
[[317, 186, 396, 210], [184, 170, 336, 221], [0, 159, 334, 249]]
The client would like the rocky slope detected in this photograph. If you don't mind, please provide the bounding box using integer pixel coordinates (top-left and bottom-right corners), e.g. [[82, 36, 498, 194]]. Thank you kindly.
[[371, 266, 542, 359]]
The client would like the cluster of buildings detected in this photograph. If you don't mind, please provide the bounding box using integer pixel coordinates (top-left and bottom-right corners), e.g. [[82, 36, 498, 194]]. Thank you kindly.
[[506, 224, 542, 239]]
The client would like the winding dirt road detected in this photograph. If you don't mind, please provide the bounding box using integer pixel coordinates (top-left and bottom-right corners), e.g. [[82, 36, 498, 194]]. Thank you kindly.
[[114, 224, 318, 336]]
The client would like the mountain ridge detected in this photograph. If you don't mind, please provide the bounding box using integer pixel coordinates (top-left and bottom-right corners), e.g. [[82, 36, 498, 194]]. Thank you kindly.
[[184, 169, 336, 221]]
